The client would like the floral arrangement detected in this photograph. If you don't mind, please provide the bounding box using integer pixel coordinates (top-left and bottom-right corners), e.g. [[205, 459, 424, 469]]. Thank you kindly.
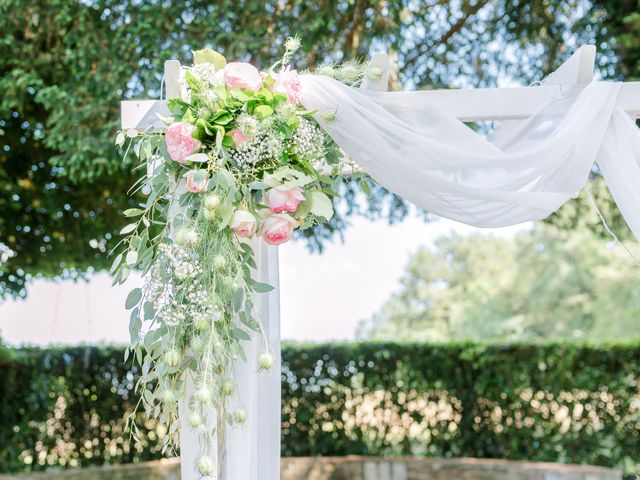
[[112, 38, 366, 475]]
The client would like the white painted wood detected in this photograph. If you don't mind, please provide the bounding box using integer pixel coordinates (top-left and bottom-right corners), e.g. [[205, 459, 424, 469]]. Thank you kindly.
[[121, 80, 640, 132], [164, 60, 182, 99], [121, 45, 640, 132], [120, 99, 170, 131], [542, 45, 596, 92]]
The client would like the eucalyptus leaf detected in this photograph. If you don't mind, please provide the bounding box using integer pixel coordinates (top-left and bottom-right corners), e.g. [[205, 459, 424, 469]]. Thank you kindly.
[[252, 282, 274, 293], [233, 328, 251, 341], [192, 48, 227, 69], [120, 223, 137, 235], [125, 288, 143, 309], [308, 191, 334, 220], [185, 153, 209, 163]]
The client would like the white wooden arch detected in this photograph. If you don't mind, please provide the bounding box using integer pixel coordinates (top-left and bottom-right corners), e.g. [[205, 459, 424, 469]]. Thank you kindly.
[[120, 45, 640, 480]]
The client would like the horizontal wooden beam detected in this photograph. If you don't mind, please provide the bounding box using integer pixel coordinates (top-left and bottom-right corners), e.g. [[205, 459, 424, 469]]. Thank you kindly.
[[121, 81, 640, 130]]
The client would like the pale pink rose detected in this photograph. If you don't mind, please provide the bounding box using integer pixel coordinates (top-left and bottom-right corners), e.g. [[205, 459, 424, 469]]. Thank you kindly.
[[261, 214, 297, 246], [230, 210, 257, 238], [165, 122, 201, 164], [274, 67, 302, 104], [185, 170, 207, 193], [265, 185, 305, 214], [224, 62, 262, 91], [230, 128, 251, 146]]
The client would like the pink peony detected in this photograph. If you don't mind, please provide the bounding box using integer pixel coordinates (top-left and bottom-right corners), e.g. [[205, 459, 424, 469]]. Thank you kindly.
[[230, 128, 252, 147], [274, 67, 302, 104], [185, 170, 208, 193], [261, 214, 297, 246], [265, 185, 305, 214], [165, 122, 201, 164], [230, 210, 257, 238], [224, 62, 262, 91]]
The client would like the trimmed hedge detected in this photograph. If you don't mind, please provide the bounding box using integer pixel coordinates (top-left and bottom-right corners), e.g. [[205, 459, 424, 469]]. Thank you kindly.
[[0, 343, 638, 474]]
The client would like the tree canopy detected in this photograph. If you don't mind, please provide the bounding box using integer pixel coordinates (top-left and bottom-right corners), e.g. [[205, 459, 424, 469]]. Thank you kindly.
[[361, 217, 640, 342], [1, 0, 638, 298]]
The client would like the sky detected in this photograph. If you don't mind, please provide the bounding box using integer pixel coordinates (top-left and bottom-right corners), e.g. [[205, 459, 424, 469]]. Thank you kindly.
[[0, 215, 527, 346]]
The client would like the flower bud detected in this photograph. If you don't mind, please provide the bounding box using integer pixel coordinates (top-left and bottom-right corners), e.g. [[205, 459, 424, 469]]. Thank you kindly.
[[189, 413, 203, 428], [176, 227, 198, 247], [221, 380, 233, 397], [340, 64, 361, 83], [203, 208, 217, 221], [367, 66, 384, 81], [164, 350, 181, 368], [190, 335, 206, 352], [161, 389, 176, 404], [193, 313, 209, 331], [258, 352, 274, 370], [234, 408, 247, 424], [204, 195, 221, 210], [197, 456, 214, 476], [320, 110, 337, 122], [196, 387, 211, 404], [213, 255, 227, 269]]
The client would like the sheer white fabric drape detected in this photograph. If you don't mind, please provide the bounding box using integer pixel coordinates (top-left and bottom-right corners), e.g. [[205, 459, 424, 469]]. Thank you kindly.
[[300, 76, 640, 239], [178, 75, 640, 480]]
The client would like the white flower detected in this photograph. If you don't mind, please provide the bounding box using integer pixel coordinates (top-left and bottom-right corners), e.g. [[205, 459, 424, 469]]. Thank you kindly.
[[161, 389, 176, 404], [196, 387, 211, 404], [204, 195, 221, 210], [213, 255, 227, 269], [221, 380, 233, 396], [189, 413, 203, 428], [197, 456, 214, 476], [164, 350, 181, 368], [190, 335, 206, 352], [234, 408, 247, 424], [258, 352, 274, 370], [284, 36, 301, 53], [175, 228, 198, 247], [193, 313, 209, 331]]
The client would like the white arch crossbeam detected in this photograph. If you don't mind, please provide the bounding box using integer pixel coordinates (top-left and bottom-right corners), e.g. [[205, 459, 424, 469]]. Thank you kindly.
[[122, 45, 640, 133]]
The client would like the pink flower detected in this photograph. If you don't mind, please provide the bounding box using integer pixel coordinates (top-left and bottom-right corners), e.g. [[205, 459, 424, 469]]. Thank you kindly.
[[185, 170, 207, 193], [230, 210, 257, 238], [224, 62, 262, 91], [261, 214, 297, 246], [265, 185, 305, 213], [165, 122, 201, 164], [274, 67, 302, 104], [230, 128, 251, 147]]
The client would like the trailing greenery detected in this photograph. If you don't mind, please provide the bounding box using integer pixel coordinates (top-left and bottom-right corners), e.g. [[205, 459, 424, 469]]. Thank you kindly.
[[0, 343, 638, 474], [2, 0, 639, 299]]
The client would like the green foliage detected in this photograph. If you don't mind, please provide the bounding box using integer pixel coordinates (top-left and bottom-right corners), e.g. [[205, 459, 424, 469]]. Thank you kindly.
[[2, 0, 639, 299], [1, 343, 638, 474], [363, 221, 640, 342]]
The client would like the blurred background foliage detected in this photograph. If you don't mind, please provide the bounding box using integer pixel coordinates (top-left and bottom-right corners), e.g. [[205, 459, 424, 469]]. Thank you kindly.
[[360, 203, 640, 343], [1, 343, 638, 474], [1, 0, 639, 298]]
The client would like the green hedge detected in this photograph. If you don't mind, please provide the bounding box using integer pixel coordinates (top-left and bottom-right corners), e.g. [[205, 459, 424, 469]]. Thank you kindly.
[[0, 343, 638, 474]]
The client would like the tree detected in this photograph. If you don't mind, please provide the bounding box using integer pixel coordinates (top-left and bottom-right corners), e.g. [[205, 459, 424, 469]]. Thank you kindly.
[[1, 0, 638, 298], [362, 222, 640, 342]]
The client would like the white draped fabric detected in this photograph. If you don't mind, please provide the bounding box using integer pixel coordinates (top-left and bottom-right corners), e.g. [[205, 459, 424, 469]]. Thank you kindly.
[[179, 76, 640, 480], [300, 76, 640, 239]]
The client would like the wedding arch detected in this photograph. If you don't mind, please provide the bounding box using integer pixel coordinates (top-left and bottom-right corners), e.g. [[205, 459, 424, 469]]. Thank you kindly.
[[119, 44, 640, 480]]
